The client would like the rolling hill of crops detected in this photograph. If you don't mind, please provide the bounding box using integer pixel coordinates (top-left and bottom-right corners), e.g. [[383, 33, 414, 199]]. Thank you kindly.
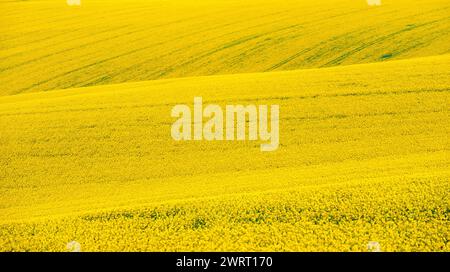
[[1, 55, 449, 251], [1, 0, 449, 95], [0, 0, 449, 252]]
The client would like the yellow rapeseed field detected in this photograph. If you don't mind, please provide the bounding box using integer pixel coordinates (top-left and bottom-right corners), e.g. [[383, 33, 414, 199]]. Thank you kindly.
[[0, 0, 449, 251], [1, 55, 449, 251], [1, 0, 449, 95]]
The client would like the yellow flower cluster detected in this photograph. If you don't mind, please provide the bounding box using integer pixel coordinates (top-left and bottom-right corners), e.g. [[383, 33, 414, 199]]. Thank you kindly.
[[1, 174, 448, 252]]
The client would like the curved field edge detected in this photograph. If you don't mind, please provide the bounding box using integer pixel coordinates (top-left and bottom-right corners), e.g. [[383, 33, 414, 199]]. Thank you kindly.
[[1, 0, 449, 95], [0, 55, 449, 251]]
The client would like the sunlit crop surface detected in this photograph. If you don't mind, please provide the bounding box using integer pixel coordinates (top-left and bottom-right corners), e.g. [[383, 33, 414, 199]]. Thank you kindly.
[[0, 0, 449, 251]]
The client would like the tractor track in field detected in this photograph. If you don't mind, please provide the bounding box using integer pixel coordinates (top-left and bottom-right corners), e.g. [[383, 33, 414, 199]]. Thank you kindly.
[[1, 1, 450, 96]]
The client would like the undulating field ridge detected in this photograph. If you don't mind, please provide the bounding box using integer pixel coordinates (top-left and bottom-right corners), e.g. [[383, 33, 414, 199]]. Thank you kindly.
[[1, 55, 449, 251], [1, 0, 449, 95]]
